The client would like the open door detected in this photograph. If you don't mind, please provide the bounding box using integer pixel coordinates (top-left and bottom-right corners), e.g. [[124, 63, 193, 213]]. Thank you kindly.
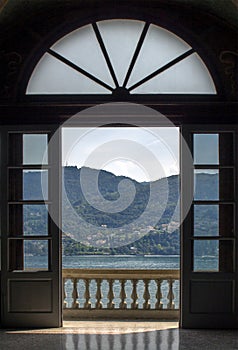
[[1, 127, 62, 328], [181, 125, 238, 328]]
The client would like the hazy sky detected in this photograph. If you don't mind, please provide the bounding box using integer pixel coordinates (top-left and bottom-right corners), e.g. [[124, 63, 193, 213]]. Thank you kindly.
[[62, 127, 180, 182]]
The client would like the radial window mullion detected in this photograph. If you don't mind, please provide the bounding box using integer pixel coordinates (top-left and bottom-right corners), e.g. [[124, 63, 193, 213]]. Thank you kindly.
[[92, 22, 119, 88], [123, 22, 150, 88], [27, 20, 216, 95], [48, 49, 114, 92], [128, 48, 194, 92]]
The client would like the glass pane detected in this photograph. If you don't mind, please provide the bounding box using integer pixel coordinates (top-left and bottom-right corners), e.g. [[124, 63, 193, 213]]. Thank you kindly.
[[9, 204, 49, 236], [220, 204, 234, 237], [131, 53, 216, 94], [193, 240, 219, 271], [194, 170, 219, 201], [23, 170, 48, 200], [8, 133, 22, 165], [8, 205, 23, 236], [194, 205, 219, 236], [9, 240, 49, 271], [97, 19, 145, 85], [23, 205, 48, 236], [219, 133, 234, 165], [23, 134, 48, 165], [193, 134, 219, 165], [128, 24, 191, 87], [219, 240, 234, 272], [220, 168, 234, 201], [9, 169, 48, 201], [26, 53, 111, 94], [24, 240, 49, 270], [9, 240, 24, 270], [51, 24, 115, 88], [9, 169, 22, 201]]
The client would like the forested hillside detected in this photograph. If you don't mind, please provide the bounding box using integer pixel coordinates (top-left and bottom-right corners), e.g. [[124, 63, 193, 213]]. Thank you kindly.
[[24, 167, 218, 256]]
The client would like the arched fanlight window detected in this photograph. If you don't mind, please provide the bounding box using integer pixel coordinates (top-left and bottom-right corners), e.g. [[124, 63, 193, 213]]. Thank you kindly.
[[27, 20, 216, 95]]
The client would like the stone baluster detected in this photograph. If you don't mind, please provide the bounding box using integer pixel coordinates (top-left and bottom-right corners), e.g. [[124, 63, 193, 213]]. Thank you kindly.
[[143, 279, 151, 310], [63, 278, 67, 309], [155, 279, 163, 309], [119, 279, 127, 309], [62, 269, 179, 315], [95, 279, 102, 309], [131, 279, 138, 309], [71, 278, 79, 309], [84, 278, 91, 309], [107, 279, 115, 309], [167, 279, 175, 309]]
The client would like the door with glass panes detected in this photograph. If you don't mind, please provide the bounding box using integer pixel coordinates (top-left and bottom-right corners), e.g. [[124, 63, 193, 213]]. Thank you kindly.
[[0, 128, 61, 328], [1, 123, 237, 328], [181, 125, 238, 328]]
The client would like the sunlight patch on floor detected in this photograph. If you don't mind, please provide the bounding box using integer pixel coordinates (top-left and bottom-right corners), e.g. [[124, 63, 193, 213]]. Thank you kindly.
[[6, 321, 179, 335]]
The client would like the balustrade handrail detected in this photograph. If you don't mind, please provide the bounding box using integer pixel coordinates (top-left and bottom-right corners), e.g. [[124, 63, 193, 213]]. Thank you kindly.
[[62, 268, 180, 279]]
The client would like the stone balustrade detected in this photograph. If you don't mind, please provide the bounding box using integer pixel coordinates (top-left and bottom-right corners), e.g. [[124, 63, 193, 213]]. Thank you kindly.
[[63, 269, 180, 320]]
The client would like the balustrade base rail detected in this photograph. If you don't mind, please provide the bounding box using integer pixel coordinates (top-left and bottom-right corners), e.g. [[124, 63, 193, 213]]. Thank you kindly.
[[64, 309, 180, 320], [63, 269, 180, 320]]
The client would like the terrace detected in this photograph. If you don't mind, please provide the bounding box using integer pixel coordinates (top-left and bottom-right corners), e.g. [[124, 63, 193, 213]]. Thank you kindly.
[[63, 268, 180, 320]]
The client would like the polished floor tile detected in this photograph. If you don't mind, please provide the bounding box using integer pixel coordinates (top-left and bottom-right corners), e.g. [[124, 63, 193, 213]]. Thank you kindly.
[[0, 321, 237, 350]]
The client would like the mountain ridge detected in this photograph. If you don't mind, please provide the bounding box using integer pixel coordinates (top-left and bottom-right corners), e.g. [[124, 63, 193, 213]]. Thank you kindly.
[[24, 166, 218, 256]]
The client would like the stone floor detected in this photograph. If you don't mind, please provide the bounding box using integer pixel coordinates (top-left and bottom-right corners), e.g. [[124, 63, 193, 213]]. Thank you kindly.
[[0, 321, 237, 349]]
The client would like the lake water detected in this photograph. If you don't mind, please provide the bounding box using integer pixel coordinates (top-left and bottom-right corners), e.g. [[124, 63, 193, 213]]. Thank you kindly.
[[25, 254, 218, 271], [24, 255, 218, 310], [62, 254, 180, 269]]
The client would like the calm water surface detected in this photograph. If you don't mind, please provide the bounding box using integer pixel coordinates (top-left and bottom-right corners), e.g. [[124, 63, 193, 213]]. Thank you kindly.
[[24, 255, 218, 310], [25, 254, 218, 270], [62, 254, 180, 269]]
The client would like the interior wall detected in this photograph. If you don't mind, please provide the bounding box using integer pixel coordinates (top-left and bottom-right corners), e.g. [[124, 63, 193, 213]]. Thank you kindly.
[[0, 0, 237, 328], [0, 0, 237, 107]]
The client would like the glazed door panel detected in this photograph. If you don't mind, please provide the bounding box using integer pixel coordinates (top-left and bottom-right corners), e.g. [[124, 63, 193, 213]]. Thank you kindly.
[[1, 127, 62, 327], [181, 125, 238, 328]]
